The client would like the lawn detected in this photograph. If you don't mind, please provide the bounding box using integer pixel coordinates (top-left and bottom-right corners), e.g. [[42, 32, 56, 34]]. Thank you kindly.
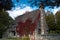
[[0, 36, 30, 40]]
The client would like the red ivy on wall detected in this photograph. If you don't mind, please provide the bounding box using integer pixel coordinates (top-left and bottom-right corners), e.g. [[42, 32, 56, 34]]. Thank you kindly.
[[16, 13, 40, 36]]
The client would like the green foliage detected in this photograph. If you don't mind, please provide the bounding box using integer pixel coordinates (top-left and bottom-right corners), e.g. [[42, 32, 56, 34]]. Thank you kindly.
[[55, 11, 60, 34], [0, 10, 13, 38], [46, 11, 60, 34], [45, 13, 56, 34], [28, 0, 60, 8]]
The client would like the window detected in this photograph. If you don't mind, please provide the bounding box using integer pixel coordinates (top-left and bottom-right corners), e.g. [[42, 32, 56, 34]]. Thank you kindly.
[[38, 29, 41, 34]]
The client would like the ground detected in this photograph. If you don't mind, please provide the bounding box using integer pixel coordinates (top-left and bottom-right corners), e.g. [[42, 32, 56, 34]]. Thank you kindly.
[[0, 37, 30, 40]]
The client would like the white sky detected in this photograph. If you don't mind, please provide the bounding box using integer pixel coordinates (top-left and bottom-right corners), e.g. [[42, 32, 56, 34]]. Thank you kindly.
[[7, 6, 33, 19], [7, 6, 60, 19], [53, 7, 60, 14]]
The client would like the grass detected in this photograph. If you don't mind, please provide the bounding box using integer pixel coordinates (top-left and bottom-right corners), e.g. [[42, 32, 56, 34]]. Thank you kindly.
[[0, 36, 30, 40], [0, 38, 21, 40]]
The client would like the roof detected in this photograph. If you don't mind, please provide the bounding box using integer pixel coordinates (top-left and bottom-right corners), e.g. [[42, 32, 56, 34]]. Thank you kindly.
[[15, 9, 40, 22]]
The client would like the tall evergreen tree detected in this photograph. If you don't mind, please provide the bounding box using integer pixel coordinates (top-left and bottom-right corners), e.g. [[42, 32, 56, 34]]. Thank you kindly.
[[45, 12, 56, 34], [27, 0, 60, 8], [0, 10, 13, 38], [0, 0, 14, 38], [55, 11, 60, 34]]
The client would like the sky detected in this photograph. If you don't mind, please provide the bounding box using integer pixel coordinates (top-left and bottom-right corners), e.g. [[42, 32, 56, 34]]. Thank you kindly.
[[7, 0, 60, 19]]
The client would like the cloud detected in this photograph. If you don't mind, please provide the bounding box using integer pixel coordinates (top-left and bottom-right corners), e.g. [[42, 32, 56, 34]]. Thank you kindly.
[[7, 6, 33, 19], [53, 7, 60, 14], [45, 7, 60, 15]]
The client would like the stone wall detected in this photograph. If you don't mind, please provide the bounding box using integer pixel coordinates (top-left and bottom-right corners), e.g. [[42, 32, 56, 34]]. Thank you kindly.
[[35, 34, 60, 40]]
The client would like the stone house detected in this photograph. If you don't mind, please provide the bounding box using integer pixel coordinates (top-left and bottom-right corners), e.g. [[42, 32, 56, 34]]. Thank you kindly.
[[3, 9, 48, 39]]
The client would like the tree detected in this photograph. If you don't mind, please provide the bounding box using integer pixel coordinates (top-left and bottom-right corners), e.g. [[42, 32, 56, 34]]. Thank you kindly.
[[55, 11, 60, 34], [45, 11, 60, 34], [45, 12, 56, 34], [0, 10, 13, 38], [0, 0, 14, 38], [27, 0, 60, 8], [0, 0, 13, 10]]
